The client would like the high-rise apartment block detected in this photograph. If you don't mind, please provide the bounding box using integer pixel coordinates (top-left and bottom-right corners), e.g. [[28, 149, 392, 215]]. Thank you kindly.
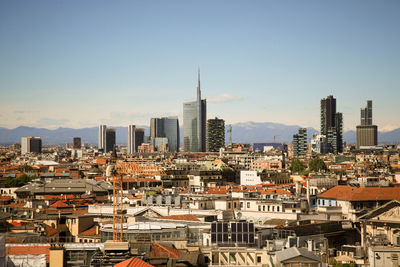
[[105, 128, 116, 153], [21, 136, 42, 155], [183, 70, 206, 152], [206, 117, 225, 152], [356, 100, 378, 149], [98, 125, 107, 150], [320, 95, 343, 153], [293, 128, 307, 157], [150, 117, 180, 152], [73, 137, 81, 149]]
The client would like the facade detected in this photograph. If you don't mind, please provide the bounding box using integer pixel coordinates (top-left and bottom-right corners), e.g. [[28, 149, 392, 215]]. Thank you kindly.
[[183, 70, 206, 152], [21, 136, 42, 154], [357, 100, 378, 149], [98, 125, 106, 150], [320, 95, 343, 153], [293, 128, 307, 157], [150, 117, 179, 152], [134, 128, 145, 152], [311, 133, 328, 154], [105, 128, 115, 153], [207, 117, 225, 152], [73, 137, 81, 149], [127, 125, 136, 154]]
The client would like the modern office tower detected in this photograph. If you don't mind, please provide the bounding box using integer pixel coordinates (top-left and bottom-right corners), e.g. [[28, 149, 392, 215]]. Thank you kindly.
[[361, 100, 373, 126], [151, 137, 169, 152], [73, 137, 81, 149], [98, 125, 107, 150], [183, 70, 207, 152], [356, 100, 378, 149], [150, 117, 180, 152], [127, 125, 136, 154], [105, 128, 116, 153], [21, 137, 42, 154], [320, 95, 343, 153], [134, 128, 145, 152], [206, 117, 225, 152], [293, 128, 307, 157]]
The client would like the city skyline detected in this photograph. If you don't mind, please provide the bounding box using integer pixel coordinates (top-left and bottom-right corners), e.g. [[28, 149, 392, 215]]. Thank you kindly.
[[1, 1, 400, 131]]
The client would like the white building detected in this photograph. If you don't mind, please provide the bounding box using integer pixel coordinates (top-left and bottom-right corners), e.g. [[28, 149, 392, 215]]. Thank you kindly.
[[21, 136, 42, 154], [127, 124, 136, 154], [240, 170, 262, 186], [98, 125, 106, 150]]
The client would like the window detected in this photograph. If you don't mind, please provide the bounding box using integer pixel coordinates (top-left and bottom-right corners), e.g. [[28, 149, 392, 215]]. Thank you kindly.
[[277, 206, 280, 212], [258, 206, 261, 211], [263, 206, 265, 211], [257, 256, 261, 263], [247, 202, 250, 208], [228, 203, 231, 209]]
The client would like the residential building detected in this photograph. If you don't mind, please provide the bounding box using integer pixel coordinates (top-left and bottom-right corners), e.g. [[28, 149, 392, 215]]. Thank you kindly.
[[311, 133, 328, 154], [183, 70, 206, 152], [293, 128, 307, 157], [21, 136, 42, 154], [320, 95, 343, 153], [207, 117, 225, 152]]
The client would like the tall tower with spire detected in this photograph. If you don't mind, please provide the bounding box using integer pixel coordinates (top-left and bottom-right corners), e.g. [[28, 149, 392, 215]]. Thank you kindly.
[[183, 69, 207, 152]]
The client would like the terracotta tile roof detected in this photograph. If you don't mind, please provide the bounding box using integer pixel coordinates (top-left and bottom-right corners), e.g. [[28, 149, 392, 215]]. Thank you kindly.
[[318, 185, 400, 201], [50, 200, 68, 208], [6, 244, 51, 261], [79, 225, 100, 237], [259, 188, 292, 195], [45, 224, 58, 236], [149, 242, 179, 259], [159, 214, 200, 222], [114, 257, 154, 267]]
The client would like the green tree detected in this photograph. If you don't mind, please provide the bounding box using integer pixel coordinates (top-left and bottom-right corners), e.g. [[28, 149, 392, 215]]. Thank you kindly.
[[309, 157, 327, 172], [19, 164, 34, 172], [5, 174, 32, 188], [290, 158, 305, 173]]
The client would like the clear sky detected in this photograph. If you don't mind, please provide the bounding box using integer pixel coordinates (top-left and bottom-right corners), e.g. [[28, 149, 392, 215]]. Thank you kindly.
[[0, 0, 399, 131]]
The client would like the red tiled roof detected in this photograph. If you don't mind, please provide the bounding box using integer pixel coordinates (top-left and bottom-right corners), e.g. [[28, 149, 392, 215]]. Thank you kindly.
[[6, 245, 51, 261], [79, 225, 100, 237], [45, 224, 58, 237], [149, 242, 179, 259], [50, 200, 68, 208], [159, 214, 200, 222], [114, 257, 154, 267], [318, 185, 400, 201]]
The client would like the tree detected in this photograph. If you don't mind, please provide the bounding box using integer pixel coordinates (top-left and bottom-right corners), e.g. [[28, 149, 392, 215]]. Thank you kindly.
[[5, 174, 32, 188], [309, 157, 327, 172], [290, 158, 305, 173]]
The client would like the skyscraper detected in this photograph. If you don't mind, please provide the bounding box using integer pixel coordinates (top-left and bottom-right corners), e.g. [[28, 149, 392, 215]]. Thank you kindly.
[[356, 100, 378, 149], [150, 117, 180, 152], [127, 125, 136, 154], [21, 137, 42, 154], [293, 128, 307, 157], [105, 128, 116, 153], [134, 128, 145, 152], [98, 125, 106, 150], [73, 137, 81, 149], [207, 117, 225, 152], [183, 70, 206, 152], [320, 95, 343, 153]]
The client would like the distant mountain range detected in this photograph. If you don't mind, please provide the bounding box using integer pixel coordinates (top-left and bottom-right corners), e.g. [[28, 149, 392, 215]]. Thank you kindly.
[[0, 122, 399, 145]]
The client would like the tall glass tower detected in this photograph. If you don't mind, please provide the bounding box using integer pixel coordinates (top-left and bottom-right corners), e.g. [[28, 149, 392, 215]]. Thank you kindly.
[[183, 70, 207, 152]]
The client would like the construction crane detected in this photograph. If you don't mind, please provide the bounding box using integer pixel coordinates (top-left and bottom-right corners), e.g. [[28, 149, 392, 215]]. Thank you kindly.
[[112, 167, 125, 242], [273, 134, 281, 143], [110, 160, 166, 242]]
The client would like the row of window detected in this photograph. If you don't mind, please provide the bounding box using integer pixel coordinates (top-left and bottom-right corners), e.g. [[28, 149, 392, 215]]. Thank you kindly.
[[258, 205, 281, 212]]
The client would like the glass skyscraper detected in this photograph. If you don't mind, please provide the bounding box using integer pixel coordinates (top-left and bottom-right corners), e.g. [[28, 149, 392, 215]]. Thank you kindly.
[[150, 117, 180, 152], [183, 70, 206, 152]]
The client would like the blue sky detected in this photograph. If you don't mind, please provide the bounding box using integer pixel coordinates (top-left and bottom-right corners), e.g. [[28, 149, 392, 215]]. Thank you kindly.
[[0, 0, 399, 131]]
